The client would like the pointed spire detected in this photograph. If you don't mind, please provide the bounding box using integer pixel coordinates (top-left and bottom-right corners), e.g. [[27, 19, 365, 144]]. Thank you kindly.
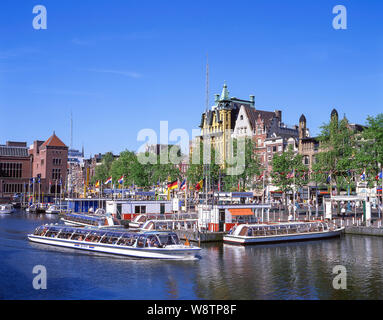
[[220, 81, 229, 100]]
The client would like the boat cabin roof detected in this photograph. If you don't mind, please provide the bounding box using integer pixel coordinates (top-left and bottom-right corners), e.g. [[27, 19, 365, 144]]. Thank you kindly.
[[65, 213, 107, 222], [35, 224, 178, 238]]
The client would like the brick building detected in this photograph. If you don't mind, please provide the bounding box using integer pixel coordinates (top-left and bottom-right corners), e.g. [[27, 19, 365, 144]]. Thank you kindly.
[[29, 132, 68, 194], [0, 141, 32, 201]]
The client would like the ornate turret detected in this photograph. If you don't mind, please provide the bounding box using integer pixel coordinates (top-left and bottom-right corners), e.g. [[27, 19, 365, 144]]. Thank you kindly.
[[220, 81, 229, 101], [331, 108, 338, 120], [299, 114, 307, 139]]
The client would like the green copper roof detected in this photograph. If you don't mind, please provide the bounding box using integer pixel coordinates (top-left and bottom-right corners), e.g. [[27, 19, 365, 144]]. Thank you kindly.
[[220, 81, 229, 100]]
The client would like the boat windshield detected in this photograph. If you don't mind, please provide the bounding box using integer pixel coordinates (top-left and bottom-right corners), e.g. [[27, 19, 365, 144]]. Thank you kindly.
[[156, 232, 180, 246]]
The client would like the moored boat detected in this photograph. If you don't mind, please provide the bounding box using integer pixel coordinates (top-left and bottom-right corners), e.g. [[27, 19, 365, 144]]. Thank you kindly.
[[61, 212, 121, 228], [28, 225, 201, 260], [46, 204, 61, 214], [0, 204, 14, 214], [223, 221, 344, 245], [27, 203, 47, 213], [140, 219, 199, 232]]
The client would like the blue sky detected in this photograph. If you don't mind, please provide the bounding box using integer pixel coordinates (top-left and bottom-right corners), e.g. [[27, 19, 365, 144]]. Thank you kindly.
[[0, 0, 382, 157]]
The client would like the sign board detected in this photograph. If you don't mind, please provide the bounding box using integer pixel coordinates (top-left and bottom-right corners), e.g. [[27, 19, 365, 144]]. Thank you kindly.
[[325, 201, 332, 219], [365, 201, 371, 222], [172, 198, 179, 211]]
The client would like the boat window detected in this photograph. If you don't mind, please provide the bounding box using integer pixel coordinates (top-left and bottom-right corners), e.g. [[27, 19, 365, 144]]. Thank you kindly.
[[145, 235, 160, 247], [157, 233, 180, 245], [137, 215, 147, 223], [45, 230, 59, 238], [239, 227, 248, 236], [146, 222, 154, 230], [137, 235, 146, 248]]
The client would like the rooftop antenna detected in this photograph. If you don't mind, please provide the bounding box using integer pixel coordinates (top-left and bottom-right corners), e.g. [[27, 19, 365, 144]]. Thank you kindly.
[[69, 111, 73, 198], [203, 53, 211, 205], [70, 111, 73, 150]]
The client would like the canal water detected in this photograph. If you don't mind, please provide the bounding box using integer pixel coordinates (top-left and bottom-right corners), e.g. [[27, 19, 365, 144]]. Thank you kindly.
[[1, 210, 383, 300]]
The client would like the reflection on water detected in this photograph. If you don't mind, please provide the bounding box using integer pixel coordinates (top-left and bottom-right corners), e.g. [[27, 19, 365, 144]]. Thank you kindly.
[[1, 210, 383, 299]]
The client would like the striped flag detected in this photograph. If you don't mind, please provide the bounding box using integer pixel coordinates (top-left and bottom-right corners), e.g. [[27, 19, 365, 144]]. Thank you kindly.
[[104, 177, 112, 185], [167, 180, 178, 191], [195, 179, 203, 192], [180, 179, 186, 191]]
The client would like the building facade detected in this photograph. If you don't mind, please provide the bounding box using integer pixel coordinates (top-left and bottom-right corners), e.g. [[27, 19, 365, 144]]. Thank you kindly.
[[0, 141, 32, 201], [196, 82, 255, 166], [29, 132, 68, 194]]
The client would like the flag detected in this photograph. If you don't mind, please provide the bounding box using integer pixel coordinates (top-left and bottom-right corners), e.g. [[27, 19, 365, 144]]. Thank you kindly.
[[258, 174, 264, 181], [326, 174, 331, 183], [95, 181, 100, 188], [180, 179, 186, 191], [104, 177, 112, 185], [360, 170, 366, 181], [167, 180, 178, 191], [118, 175, 124, 184], [376, 172, 383, 180], [195, 179, 203, 192]]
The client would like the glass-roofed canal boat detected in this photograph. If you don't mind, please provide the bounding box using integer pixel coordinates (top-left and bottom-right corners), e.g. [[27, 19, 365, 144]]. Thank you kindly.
[[28, 225, 201, 259], [223, 221, 344, 245], [61, 212, 121, 228]]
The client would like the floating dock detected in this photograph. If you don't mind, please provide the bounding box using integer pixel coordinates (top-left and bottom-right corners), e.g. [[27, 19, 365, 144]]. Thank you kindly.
[[175, 230, 225, 243]]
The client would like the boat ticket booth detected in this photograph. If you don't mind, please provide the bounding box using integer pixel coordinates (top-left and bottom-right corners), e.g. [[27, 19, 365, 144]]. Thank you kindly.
[[106, 199, 172, 220], [198, 204, 272, 232]]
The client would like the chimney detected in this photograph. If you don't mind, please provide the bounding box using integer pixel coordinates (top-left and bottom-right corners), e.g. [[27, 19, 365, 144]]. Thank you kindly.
[[275, 110, 282, 122]]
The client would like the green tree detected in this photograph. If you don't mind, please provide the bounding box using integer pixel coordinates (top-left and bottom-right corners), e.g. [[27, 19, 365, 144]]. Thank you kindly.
[[271, 144, 308, 207], [91, 152, 115, 184], [223, 138, 261, 191], [355, 114, 383, 187], [110, 150, 141, 187], [311, 113, 356, 194], [186, 140, 221, 189]]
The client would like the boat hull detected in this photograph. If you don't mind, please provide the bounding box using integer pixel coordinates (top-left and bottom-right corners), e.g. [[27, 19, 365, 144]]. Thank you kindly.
[[28, 235, 200, 260], [0, 209, 14, 214], [223, 228, 344, 245]]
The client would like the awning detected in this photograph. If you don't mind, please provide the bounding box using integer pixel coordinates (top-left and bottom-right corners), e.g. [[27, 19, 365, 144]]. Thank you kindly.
[[228, 208, 254, 216]]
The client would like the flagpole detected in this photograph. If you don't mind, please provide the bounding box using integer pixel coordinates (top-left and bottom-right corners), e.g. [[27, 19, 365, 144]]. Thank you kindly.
[[293, 168, 296, 221]]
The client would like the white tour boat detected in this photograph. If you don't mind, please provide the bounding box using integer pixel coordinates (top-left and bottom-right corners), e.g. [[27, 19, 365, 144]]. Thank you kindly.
[[28, 225, 201, 260], [46, 204, 61, 214], [61, 212, 121, 228], [140, 219, 199, 232], [0, 204, 14, 214], [223, 221, 344, 245]]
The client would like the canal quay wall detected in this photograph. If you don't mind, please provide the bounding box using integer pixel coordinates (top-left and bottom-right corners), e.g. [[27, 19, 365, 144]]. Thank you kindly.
[[344, 226, 383, 237]]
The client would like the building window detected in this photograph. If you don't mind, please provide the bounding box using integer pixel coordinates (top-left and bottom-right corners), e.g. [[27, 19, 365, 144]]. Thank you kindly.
[[134, 206, 146, 214], [52, 168, 61, 180], [0, 162, 22, 178], [278, 145, 283, 152], [53, 159, 62, 165], [240, 115, 243, 120]]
